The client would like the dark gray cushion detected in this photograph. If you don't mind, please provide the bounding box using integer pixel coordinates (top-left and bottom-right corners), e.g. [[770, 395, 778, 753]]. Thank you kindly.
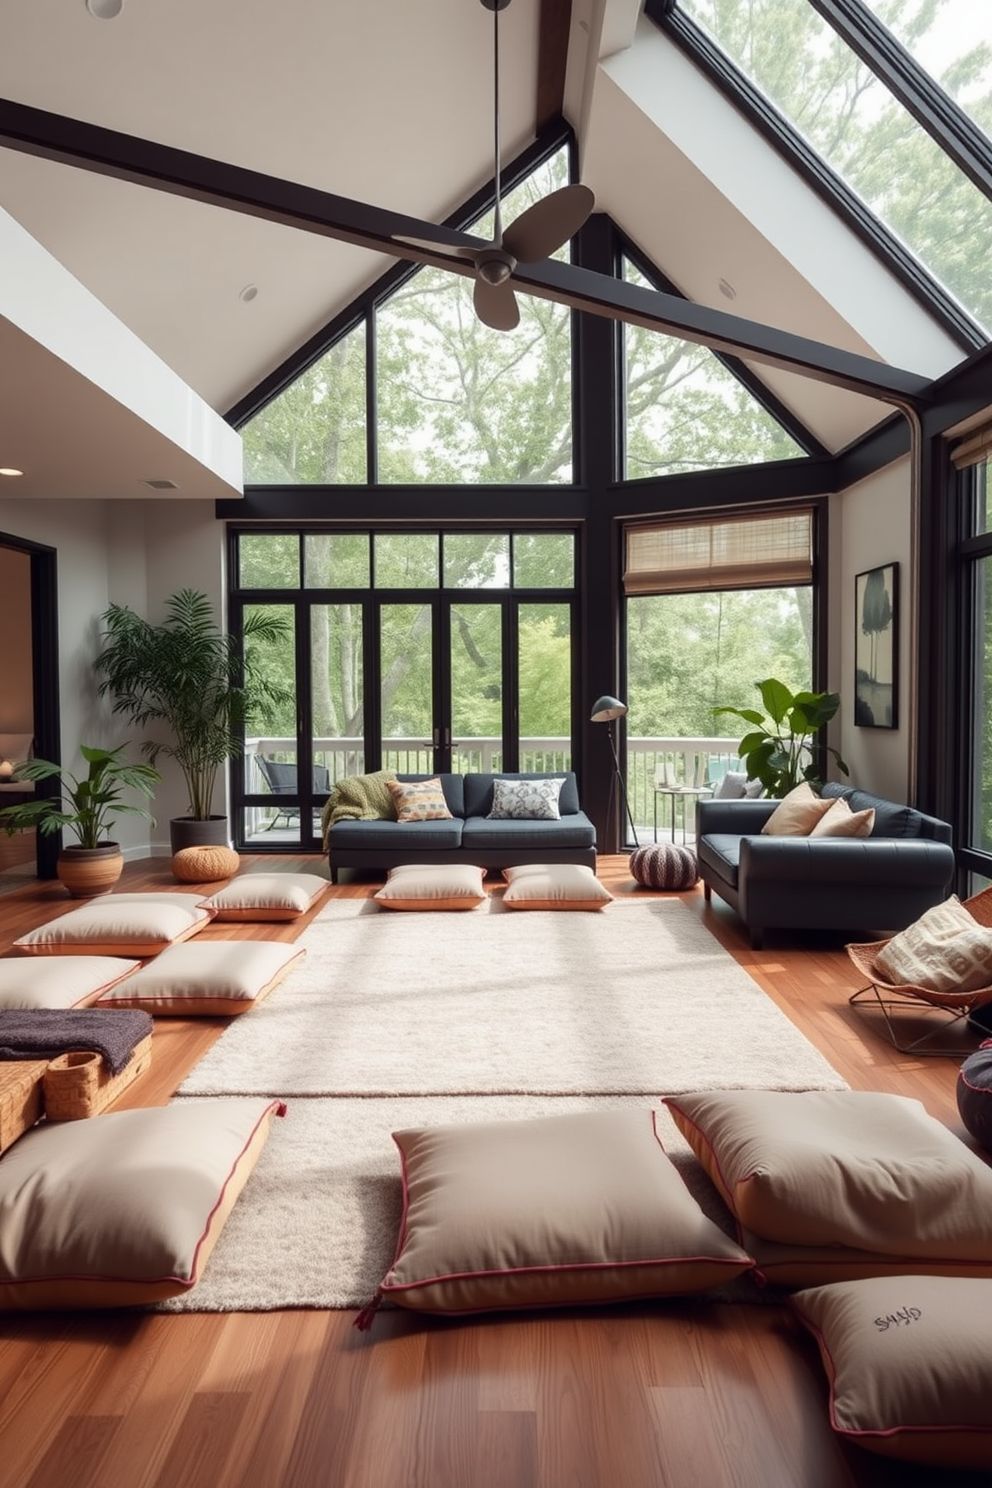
[[464, 772, 580, 818], [461, 812, 595, 850], [697, 835, 742, 888], [328, 817, 464, 850]]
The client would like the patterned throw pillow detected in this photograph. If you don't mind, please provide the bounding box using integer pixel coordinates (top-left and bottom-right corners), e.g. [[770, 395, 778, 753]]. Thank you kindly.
[[386, 778, 453, 823], [487, 777, 564, 821], [874, 896, 992, 994]]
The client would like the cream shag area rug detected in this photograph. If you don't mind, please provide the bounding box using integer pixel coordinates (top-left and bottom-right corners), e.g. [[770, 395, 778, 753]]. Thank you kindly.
[[179, 897, 846, 1098], [165, 898, 847, 1312]]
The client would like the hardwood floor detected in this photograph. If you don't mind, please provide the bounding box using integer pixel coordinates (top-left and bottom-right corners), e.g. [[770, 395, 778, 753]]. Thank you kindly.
[[0, 856, 986, 1488]]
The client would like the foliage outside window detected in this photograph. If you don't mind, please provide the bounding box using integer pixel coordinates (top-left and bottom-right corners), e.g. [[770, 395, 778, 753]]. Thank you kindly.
[[861, 0, 992, 147], [623, 260, 803, 477], [679, 0, 992, 331]]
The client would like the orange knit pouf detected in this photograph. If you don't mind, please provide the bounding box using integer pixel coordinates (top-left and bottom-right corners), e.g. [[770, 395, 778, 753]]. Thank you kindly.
[[171, 844, 240, 883]]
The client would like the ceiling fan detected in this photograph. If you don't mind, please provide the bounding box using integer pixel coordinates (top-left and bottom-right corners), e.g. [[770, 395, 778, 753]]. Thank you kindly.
[[394, 0, 595, 331]]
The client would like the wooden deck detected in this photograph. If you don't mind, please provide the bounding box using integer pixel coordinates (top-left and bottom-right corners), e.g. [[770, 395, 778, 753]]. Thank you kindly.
[[0, 855, 983, 1488]]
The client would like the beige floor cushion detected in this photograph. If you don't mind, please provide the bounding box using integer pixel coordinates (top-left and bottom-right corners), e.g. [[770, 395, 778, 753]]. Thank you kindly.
[[665, 1089, 992, 1284], [12, 894, 215, 957], [0, 1097, 284, 1308], [0, 955, 139, 1010], [377, 1109, 753, 1318], [791, 1275, 992, 1469], [96, 941, 306, 1016], [373, 863, 487, 911], [501, 863, 613, 910], [201, 872, 329, 921]]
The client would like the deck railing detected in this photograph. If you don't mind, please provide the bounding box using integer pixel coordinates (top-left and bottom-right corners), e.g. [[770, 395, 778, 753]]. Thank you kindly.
[[245, 734, 743, 837]]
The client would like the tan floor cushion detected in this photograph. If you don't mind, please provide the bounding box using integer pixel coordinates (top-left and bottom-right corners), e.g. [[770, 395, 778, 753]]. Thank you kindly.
[[200, 872, 329, 921], [374, 863, 487, 911], [96, 941, 306, 1016], [501, 863, 613, 910], [13, 894, 216, 957], [0, 1097, 284, 1308], [0, 955, 139, 1010]]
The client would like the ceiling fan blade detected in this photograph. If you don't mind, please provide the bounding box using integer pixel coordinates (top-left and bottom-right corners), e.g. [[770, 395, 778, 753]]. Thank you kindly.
[[502, 184, 595, 263], [392, 234, 477, 264], [474, 275, 520, 331]]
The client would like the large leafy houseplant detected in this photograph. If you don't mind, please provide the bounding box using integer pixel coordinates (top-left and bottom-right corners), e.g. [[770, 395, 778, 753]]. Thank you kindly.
[[714, 677, 849, 799], [95, 589, 291, 826], [0, 744, 160, 895]]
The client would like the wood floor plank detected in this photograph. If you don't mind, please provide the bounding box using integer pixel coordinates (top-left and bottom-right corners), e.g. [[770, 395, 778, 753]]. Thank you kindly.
[[0, 853, 981, 1488]]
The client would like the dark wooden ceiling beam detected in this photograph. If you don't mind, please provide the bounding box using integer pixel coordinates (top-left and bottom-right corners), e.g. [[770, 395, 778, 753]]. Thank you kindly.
[[537, 0, 572, 131], [0, 96, 930, 406]]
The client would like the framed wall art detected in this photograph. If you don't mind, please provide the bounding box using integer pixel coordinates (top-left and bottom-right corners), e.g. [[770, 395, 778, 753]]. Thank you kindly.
[[855, 563, 898, 729]]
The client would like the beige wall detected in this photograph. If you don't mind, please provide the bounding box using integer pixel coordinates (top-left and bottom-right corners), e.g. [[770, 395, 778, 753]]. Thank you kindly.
[[0, 545, 33, 736]]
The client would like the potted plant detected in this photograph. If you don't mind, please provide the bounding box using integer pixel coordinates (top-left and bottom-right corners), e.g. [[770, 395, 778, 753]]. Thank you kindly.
[[95, 588, 292, 853], [0, 744, 160, 896], [714, 677, 849, 799]]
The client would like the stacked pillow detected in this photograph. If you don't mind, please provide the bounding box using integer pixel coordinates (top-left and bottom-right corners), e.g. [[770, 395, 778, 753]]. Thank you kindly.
[[761, 782, 873, 838]]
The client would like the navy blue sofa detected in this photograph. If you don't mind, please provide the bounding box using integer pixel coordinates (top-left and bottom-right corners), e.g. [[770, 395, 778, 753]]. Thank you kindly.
[[326, 771, 597, 882]]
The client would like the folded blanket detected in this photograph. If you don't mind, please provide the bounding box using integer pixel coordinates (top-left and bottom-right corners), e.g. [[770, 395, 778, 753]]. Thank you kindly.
[[0, 1009, 153, 1075], [321, 770, 397, 849]]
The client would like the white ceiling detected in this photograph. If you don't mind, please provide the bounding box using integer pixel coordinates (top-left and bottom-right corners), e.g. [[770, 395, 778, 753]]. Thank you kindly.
[[0, 0, 976, 498]]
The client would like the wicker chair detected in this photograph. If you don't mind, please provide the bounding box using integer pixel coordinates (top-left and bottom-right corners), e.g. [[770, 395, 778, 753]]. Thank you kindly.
[[846, 887, 992, 1056]]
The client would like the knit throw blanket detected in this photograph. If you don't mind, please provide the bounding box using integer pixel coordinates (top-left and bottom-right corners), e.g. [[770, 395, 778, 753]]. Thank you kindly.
[[321, 770, 397, 849], [0, 1009, 153, 1074]]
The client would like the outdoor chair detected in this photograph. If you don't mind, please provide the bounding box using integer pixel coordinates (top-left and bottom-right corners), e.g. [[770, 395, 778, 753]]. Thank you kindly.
[[256, 757, 331, 830], [846, 887, 992, 1056]]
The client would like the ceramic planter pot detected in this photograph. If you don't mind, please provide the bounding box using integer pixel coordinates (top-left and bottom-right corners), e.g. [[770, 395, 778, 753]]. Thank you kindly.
[[57, 843, 124, 897]]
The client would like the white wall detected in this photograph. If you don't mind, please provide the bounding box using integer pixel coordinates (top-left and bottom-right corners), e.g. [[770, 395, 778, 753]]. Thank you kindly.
[[831, 455, 914, 803], [0, 545, 33, 734], [0, 497, 226, 858]]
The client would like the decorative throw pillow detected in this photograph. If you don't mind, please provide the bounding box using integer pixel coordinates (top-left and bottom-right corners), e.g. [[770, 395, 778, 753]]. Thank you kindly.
[[808, 797, 875, 838], [664, 1089, 992, 1280], [374, 863, 487, 911], [0, 1097, 284, 1308], [0, 955, 139, 1010], [12, 894, 215, 958], [874, 895, 992, 994], [96, 941, 306, 1016], [501, 863, 613, 910], [201, 872, 329, 922], [760, 782, 832, 837], [375, 1110, 753, 1318], [386, 777, 454, 823], [713, 771, 747, 800], [487, 777, 564, 821], [790, 1276, 992, 1469]]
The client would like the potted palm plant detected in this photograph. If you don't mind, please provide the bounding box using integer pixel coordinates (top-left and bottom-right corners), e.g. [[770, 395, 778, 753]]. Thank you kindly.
[[714, 677, 849, 799], [0, 744, 160, 896], [95, 588, 292, 853]]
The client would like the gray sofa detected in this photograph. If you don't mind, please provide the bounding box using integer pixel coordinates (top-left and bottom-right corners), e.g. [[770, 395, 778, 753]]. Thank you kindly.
[[695, 782, 955, 948], [326, 771, 596, 882]]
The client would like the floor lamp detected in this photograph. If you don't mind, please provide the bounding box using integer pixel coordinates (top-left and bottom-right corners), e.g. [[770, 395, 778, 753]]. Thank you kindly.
[[590, 695, 639, 848]]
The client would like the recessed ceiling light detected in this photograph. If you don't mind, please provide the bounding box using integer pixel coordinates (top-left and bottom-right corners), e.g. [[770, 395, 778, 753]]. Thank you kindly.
[[0, 468, 24, 477], [86, 0, 124, 17], [239, 284, 259, 303]]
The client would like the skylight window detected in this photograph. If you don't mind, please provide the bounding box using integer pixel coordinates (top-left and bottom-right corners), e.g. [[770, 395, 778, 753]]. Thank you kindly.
[[862, 0, 992, 146], [678, 0, 992, 333]]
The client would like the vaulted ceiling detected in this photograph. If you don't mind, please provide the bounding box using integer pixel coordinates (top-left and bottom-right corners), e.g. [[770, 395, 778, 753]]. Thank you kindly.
[[0, 0, 982, 500]]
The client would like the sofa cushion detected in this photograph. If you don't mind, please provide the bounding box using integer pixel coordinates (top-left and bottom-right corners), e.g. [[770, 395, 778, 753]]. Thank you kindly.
[[821, 783, 921, 839], [760, 782, 832, 837], [374, 863, 487, 911], [462, 812, 595, 851], [0, 1098, 283, 1308], [790, 1276, 992, 1469], [378, 1109, 754, 1317], [696, 835, 742, 888], [664, 1089, 992, 1271], [809, 797, 875, 838], [329, 817, 465, 850], [464, 771, 581, 818], [387, 777, 454, 822], [488, 777, 564, 821]]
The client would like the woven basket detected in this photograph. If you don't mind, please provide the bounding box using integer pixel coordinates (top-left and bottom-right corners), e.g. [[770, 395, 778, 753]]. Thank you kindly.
[[0, 1060, 48, 1154], [43, 1033, 153, 1121]]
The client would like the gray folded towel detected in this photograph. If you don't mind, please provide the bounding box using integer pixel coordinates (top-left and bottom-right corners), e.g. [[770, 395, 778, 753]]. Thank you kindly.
[[0, 1009, 153, 1075]]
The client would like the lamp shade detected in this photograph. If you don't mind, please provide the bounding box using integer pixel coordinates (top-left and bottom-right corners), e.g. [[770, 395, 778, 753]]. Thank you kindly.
[[590, 695, 628, 723]]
